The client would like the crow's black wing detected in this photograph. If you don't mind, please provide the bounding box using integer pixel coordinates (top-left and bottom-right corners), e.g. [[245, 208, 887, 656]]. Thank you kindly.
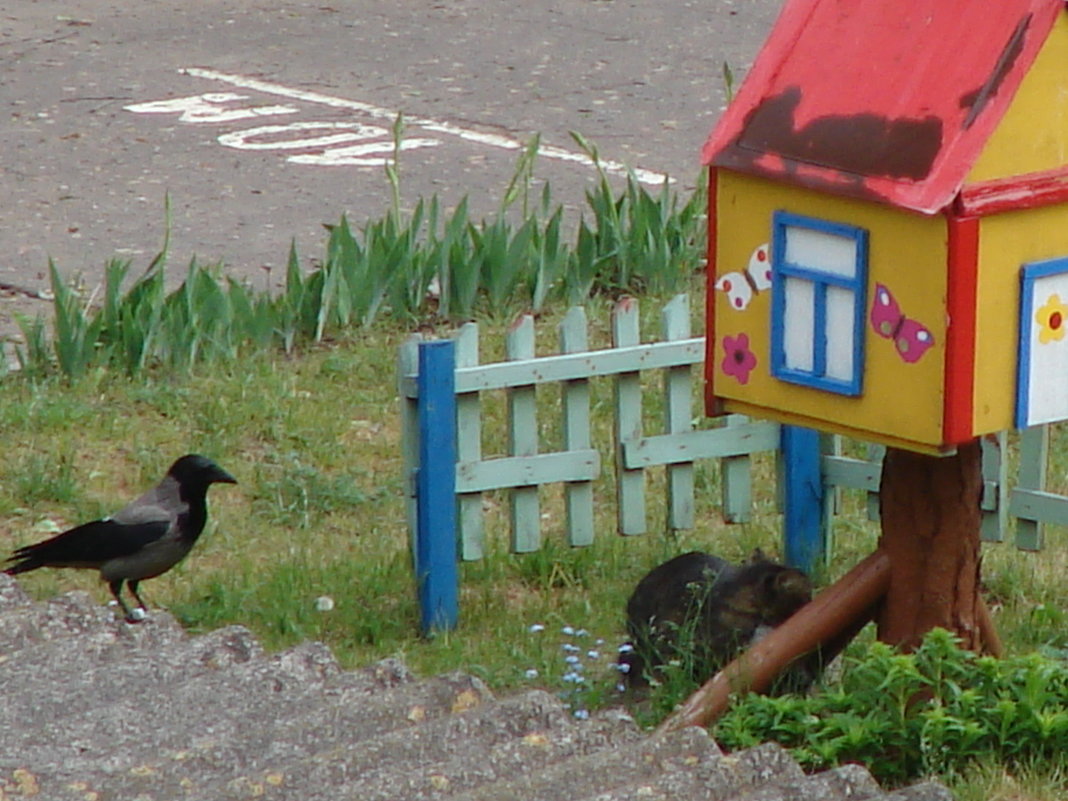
[[6, 516, 172, 572]]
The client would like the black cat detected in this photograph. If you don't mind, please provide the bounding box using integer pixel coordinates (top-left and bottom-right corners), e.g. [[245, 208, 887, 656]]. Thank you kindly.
[[620, 550, 817, 691]]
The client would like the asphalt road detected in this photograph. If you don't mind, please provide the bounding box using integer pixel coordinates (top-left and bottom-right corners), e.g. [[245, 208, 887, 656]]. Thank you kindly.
[[1, 0, 783, 339]]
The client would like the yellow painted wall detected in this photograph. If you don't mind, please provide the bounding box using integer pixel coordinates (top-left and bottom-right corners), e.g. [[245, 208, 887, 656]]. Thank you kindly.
[[973, 202, 1068, 433], [967, 12, 1068, 183], [713, 171, 948, 449]]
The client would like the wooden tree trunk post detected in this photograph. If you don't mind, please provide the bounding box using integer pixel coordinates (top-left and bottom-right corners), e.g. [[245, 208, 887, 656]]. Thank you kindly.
[[659, 438, 1002, 733], [877, 440, 985, 652]]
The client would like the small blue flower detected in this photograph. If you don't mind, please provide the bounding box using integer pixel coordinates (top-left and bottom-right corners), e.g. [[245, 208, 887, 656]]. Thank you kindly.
[[575, 628, 589, 637], [564, 654, 581, 666], [528, 623, 545, 634], [615, 662, 631, 674], [573, 709, 590, 720], [586, 650, 600, 660], [561, 625, 576, 636], [524, 668, 539, 679], [562, 643, 580, 654], [618, 643, 635, 654]]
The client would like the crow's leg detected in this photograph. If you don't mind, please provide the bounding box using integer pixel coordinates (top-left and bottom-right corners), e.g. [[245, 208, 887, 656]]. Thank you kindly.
[[128, 580, 149, 619], [108, 578, 141, 624]]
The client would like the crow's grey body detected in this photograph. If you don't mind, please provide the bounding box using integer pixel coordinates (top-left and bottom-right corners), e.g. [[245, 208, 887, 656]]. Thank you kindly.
[[4, 454, 236, 621]]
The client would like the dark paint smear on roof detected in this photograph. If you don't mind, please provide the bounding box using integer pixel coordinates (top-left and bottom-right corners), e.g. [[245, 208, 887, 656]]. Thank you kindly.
[[736, 86, 944, 182], [960, 13, 1032, 128]]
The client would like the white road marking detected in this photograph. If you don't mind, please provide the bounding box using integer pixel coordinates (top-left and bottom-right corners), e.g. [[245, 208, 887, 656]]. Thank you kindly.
[[126, 93, 438, 166], [124, 92, 299, 123], [217, 121, 391, 150], [289, 138, 441, 167], [178, 67, 673, 185]]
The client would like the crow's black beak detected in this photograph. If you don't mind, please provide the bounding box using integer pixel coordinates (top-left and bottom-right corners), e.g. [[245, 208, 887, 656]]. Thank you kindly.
[[212, 468, 238, 485]]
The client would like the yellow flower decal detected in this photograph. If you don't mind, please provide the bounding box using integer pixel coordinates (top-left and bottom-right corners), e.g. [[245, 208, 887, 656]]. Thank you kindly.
[[1036, 294, 1068, 344]]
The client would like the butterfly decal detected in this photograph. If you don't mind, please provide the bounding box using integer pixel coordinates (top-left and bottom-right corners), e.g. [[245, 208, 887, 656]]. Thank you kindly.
[[870, 283, 934, 363], [715, 244, 771, 311]]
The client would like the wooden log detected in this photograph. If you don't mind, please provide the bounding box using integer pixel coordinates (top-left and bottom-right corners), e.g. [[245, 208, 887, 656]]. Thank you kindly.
[[976, 594, 1004, 658], [657, 549, 891, 733], [877, 441, 985, 652]]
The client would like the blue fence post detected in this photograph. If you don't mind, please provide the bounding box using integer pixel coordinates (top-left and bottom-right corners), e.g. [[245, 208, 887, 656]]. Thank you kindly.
[[416, 339, 459, 634], [780, 424, 824, 573]]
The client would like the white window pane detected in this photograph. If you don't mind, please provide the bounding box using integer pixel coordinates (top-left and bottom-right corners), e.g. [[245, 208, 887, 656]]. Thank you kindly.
[[825, 285, 856, 382], [1026, 335, 1068, 425], [784, 226, 857, 279], [782, 277, 814, 371], [1023, 270, 1068, 425]]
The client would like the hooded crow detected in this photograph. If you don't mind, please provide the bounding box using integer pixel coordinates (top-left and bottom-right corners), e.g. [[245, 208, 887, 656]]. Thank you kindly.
[[4, 454, 237, 622]]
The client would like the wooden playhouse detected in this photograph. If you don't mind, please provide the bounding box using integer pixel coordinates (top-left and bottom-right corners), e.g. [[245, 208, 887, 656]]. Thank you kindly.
[[704, 0, 1068, 455]]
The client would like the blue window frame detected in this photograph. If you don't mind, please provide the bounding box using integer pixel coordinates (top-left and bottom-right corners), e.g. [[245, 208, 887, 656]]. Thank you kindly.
[[1016, 256, 1068, 429], [770, 211, 868, 396]]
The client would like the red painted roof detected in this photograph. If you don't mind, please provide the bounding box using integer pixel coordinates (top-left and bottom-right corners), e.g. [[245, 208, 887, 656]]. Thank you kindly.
[[703, 0, 1064, 214]]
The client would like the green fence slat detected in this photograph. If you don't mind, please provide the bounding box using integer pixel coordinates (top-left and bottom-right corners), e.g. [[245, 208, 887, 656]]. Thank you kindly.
[[1011, 488, 1068, 532], [613, 297, 646, 535], [397, 333, 423, 560], [507, 315, 540, 553], [560, 306, 596, 547], [865, 443, 885, 522], [1014, 425, 1049, 551], [621, 421, 780, 467], [980, 431, 1007, 543], [455, 322, 485, 561], [721, 414, 754, 523], [820, 455, 882, 492], [397, 337, 707, 397], [457, 449, 601, 493], [662, 294, 695, 531]]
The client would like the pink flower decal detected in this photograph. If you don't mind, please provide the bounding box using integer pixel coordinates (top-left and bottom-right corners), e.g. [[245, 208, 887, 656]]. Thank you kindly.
[[722, 333, 757, 385]]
